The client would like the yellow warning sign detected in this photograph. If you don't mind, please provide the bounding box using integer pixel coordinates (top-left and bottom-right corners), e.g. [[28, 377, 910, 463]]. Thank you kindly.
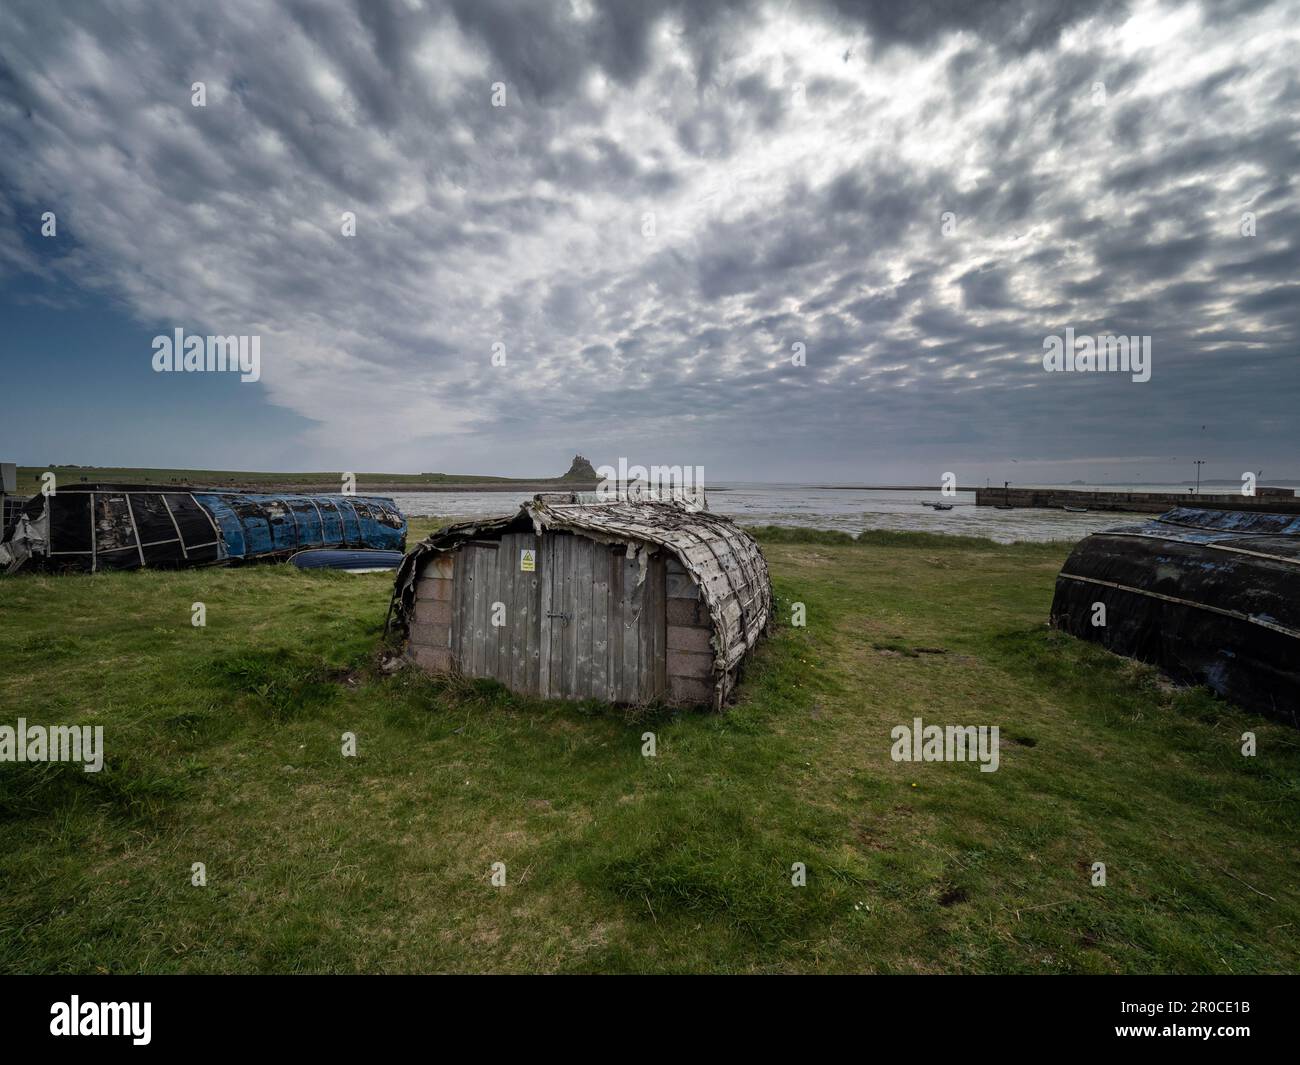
[[520, 548, 535, 572]]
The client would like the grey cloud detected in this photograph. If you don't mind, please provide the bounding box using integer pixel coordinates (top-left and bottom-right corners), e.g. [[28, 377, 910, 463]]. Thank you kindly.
[[958, 263, 1012, 310], [821, 0, 1130, 55], [0, 0, 1297, 479]]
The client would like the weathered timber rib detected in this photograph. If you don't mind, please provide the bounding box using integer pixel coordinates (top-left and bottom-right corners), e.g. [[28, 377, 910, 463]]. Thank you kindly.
[[1057, 572, 1300, 639]]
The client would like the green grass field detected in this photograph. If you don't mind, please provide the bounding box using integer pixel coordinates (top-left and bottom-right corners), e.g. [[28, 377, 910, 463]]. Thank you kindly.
[[1, 523, 1297, 974]]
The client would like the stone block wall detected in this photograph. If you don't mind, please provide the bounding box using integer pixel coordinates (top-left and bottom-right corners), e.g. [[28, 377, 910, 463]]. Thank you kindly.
[[665, 556, 714, 705], [407, 553, 454, 672]]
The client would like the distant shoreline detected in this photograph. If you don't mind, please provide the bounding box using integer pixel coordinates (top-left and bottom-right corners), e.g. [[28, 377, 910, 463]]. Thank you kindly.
[[10, 465, 1298, 497], [220, 480, 603, 495]]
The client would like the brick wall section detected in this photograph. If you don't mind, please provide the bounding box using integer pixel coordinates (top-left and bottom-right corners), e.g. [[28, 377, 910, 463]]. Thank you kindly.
[[666, 557, 713, 705], [407, 554, 454, 672]]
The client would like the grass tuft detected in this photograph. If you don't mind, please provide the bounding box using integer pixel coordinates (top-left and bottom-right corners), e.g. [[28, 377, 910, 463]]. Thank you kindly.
[[209, 649, 341, 721]]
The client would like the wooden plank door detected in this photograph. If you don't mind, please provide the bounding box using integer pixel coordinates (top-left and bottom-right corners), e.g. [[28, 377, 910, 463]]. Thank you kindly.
[[454, 537, 544, 693], [453, 542, 496, 680], [539, 535, 667, 703], [498, 531, 542, 695]]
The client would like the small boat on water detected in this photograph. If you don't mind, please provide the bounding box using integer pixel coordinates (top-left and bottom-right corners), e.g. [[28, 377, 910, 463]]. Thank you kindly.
[[1051, 507, 1300, 726], [932, 502, 954, 511], [1062, 505, 1089, 513], [290, 548, 404, 573]]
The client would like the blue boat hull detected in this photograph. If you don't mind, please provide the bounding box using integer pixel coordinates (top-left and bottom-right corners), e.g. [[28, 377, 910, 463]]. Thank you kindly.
[[290, 548, 405, 571], [0, 484, 406, 574]]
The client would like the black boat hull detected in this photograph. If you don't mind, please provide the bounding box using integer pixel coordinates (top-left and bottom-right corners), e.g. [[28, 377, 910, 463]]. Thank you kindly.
[[1050, 508, 1300, 726]]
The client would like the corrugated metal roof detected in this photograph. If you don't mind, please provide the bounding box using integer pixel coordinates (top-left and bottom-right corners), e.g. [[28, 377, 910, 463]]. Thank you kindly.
[[388, 496, 773, 707]]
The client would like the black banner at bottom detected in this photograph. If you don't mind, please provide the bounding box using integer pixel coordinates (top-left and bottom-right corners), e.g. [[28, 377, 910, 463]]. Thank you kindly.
[[0, 974, 1291, 1051]]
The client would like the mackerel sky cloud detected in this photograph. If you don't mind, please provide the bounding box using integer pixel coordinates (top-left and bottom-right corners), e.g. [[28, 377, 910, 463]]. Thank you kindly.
[[0, 0, 1296, 483]]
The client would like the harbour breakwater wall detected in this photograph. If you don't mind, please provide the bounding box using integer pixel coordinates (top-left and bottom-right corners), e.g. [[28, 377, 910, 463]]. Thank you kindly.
[[974, 486, 1300, 514]]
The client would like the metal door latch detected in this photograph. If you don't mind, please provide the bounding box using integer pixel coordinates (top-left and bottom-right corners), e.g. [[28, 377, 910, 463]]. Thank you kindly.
[[546, 611, 571, 626]]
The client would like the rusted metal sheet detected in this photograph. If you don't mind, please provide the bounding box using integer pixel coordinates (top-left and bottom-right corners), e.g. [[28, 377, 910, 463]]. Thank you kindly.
[[1050, 507, 1300, 726], [0, 483, 406, 574], [389, 495, 773, 708]]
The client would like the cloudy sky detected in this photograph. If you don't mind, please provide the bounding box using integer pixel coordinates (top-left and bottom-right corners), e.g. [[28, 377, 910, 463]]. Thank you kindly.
[[1, 0, 1297, 484]]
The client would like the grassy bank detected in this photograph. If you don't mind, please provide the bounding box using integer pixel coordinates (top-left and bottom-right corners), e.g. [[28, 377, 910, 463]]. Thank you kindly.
[[1, 528, 1297, 973]]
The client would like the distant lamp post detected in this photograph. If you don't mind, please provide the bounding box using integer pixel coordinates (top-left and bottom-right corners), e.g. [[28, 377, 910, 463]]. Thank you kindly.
[[1194, 460, 1206, 495]]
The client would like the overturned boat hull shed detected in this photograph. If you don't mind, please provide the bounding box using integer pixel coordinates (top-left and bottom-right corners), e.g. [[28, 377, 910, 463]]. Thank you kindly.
[[1050, 508, 1300, 726], [389, 495, 773, 708], [0, 484, 406, 574]]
